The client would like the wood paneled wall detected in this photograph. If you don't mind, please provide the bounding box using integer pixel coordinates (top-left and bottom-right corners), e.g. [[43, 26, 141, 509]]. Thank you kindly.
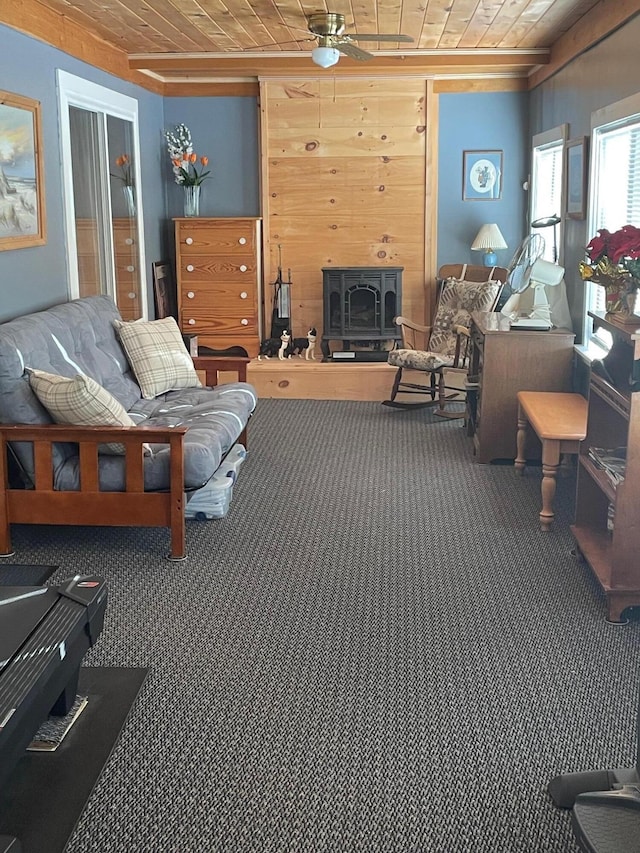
[[260, 79, 428, 340]]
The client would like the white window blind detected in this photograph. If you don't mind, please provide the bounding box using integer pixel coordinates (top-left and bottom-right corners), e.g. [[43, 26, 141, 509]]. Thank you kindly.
[[532, 148, 562, 218], [530, 128, 565, 263], [589, 116, 640, 316], [592, 123, 640, 229]]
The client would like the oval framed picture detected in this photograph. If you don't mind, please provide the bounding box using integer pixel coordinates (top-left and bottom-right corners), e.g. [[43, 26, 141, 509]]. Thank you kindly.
[[463, 150, 503, 201], [469, 159, 497, 194]]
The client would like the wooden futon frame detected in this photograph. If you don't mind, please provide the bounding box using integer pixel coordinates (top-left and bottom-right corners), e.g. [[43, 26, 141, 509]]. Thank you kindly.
[[0, 357, 249, 562]]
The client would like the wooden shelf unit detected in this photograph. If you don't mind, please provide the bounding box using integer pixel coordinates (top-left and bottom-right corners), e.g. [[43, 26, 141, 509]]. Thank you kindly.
[[467, 312, 575, 463], [572, 312, 640, 621]]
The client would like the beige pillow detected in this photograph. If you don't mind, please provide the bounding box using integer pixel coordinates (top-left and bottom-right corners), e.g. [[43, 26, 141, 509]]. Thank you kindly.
[[28, 369, 142, 455], [114, 317, 201, 400]]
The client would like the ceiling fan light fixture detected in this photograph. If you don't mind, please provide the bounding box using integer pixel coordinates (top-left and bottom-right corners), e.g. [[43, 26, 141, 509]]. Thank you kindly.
[[311, 46, 340, 68]]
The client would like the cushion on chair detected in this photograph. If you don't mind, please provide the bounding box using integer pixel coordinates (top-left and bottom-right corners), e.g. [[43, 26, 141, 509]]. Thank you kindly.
[[428, 278, 501, 358], [114, 317, 202, 399], [387, 349, 452, 370]]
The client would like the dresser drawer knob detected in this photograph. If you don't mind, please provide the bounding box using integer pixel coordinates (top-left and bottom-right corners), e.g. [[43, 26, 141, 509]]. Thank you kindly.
[[240, 291, 247, 299], [241, 318, 248, 326], [186, 264, 194, 272], [126, 265, 135, 273], [239, 264, 247, 273], [125, 237, 134, 246], [185, 237, 194, 245], [238, 237, 247, 245], [188, 318, 196, 325], [187, 291, 195, 299], [128, 292, 136, 300]]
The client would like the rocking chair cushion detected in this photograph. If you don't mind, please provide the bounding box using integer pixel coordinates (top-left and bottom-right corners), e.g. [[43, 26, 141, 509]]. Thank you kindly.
[[387, 349, 452, 371], [428, 277, 502, 357]]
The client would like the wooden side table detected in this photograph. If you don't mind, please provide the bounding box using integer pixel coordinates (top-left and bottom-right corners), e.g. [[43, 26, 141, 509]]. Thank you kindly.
[[515, 391, 588, 531]]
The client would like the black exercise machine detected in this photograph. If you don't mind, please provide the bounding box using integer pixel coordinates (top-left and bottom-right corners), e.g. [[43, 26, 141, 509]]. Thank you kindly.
[[548, 704, 640, 852], [0, 574, 107, 852]]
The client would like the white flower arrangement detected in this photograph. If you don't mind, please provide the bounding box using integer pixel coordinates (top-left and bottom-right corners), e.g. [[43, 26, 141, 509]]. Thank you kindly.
[[164, 124, 210, 187]]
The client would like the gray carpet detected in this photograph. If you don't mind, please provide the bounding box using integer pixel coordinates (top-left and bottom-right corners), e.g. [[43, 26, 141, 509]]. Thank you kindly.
[[6, 399, 640, 853], [0, 564, 57, 585]]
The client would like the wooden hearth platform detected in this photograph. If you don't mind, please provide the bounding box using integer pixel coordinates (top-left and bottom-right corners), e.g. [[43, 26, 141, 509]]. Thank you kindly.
[[223, 358, 397, 401]]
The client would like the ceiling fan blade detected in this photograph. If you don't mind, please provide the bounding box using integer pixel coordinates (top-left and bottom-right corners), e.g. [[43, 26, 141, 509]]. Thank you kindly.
[[336, 41, 373, 61], [348, 33, 414, 43], [245, 37, 315, 50]]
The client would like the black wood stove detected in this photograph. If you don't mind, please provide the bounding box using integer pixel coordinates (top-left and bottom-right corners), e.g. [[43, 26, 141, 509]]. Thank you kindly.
[[321, 266, 403, 360]]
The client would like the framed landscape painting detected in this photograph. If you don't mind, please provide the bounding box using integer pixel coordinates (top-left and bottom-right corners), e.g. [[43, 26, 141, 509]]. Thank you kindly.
[[0, 90, 46, 251]]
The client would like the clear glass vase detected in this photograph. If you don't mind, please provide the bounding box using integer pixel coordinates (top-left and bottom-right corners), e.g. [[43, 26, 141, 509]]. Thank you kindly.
[[122, 185, 136, 217], [183, 185, 201, 217]]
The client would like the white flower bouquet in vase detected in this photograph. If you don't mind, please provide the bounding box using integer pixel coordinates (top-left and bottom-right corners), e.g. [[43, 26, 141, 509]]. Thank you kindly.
[[164, 124, 211, 217]]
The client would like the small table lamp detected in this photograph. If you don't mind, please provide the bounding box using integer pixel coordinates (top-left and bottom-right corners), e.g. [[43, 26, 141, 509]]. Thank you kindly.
[[471, 223, 507, 267]]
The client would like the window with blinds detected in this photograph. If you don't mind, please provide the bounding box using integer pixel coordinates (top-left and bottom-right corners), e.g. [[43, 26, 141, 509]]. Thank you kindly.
[[585, 93, 640, 347], [530, 128, 566, 263], [590, 119, 640, 314]]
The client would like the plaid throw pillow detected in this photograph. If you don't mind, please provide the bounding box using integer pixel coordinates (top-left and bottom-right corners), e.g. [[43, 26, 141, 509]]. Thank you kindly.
[[28, 369, 140, 455], [114, 317, 201, 400]]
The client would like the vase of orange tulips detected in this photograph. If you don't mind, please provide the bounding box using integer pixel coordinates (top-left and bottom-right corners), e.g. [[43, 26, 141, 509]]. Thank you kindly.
[[164, 124, 211, 217]]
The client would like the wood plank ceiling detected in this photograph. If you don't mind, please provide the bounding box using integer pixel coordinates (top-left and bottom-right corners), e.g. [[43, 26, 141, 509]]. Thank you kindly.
[[16, 0, 619, 84]]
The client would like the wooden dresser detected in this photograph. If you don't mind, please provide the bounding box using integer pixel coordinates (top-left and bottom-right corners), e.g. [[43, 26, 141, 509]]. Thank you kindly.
[[112, 219, 141, 320], [468, 311, 575, 463], [75, 218, 142, 320], [174, 217, 262, 357]]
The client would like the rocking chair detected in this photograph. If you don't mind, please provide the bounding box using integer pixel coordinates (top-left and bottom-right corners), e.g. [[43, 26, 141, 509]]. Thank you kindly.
[[383, 264, 506, 415]]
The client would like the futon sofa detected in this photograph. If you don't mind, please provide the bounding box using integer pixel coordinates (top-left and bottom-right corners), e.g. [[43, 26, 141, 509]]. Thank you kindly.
[[0, 295, 257, 559]]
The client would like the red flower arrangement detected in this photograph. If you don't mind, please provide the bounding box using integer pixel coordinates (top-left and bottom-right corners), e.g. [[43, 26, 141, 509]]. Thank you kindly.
[[579, 225, 640, 315], [584, 224, 640, 271]]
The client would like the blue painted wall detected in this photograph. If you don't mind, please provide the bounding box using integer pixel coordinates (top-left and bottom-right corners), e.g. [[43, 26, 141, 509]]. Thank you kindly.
[[0, 24, 260, 322], [438, 91, 528, 271], [0, 23, 166, 321], [162, 99, 260, 220]]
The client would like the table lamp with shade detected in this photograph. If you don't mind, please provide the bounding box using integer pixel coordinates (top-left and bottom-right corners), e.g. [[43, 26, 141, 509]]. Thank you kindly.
[[471, 223, 508, 267]]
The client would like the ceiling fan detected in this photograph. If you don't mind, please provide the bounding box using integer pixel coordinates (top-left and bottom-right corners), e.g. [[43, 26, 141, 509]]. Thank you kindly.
[[262, 12, 414, 68]]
